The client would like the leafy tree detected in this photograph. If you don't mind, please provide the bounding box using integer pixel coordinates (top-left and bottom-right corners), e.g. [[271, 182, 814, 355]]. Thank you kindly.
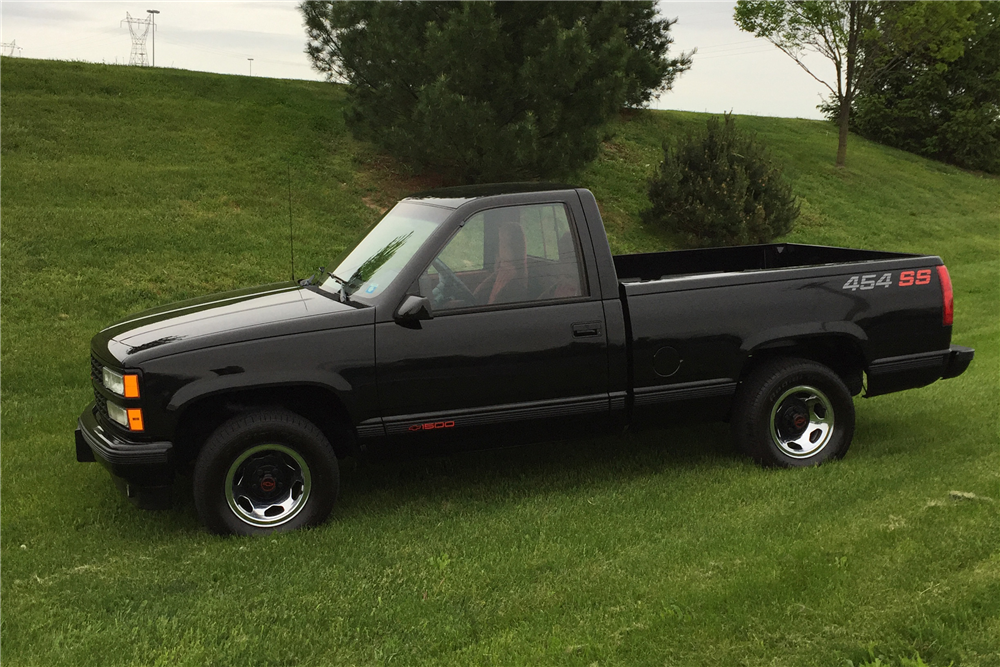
[[734, 1, 976, 168], [301, 1, 692, 183], [643, 114, 799, 248], [843, 2, 999, 173], [734, 1, 870, 168]]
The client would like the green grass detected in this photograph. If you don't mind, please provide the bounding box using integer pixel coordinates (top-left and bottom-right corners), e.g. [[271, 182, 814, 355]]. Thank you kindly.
[[2, 58, 998, 667]]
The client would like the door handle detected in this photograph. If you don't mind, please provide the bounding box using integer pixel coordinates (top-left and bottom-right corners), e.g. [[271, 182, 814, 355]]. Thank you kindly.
[[572, 321, 602, 338]]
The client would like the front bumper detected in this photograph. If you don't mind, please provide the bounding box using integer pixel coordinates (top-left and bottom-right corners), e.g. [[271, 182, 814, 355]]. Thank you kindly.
[[76, 402, 175, 509]]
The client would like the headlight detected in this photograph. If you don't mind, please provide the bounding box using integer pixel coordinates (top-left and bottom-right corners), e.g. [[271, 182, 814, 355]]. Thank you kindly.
[[106, 401, 129, 428], [103, 368, 140, 398], [103, 368, 124, 395]]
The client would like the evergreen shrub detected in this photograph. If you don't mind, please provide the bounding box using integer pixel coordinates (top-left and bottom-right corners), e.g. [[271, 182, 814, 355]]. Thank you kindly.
[[644, 114, 799, 248]]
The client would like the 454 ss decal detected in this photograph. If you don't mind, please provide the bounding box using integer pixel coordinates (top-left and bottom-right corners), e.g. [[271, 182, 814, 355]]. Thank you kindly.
[[842, 269, 933, 291]]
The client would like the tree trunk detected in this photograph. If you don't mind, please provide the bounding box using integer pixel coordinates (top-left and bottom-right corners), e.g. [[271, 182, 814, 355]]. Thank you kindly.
[[834, 0, 863, 169], [836, 97, 850, 168], [836, 1, 865, 168]]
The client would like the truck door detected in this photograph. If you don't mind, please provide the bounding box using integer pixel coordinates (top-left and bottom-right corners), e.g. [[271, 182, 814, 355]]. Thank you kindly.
[[375, 200, 610, 448]]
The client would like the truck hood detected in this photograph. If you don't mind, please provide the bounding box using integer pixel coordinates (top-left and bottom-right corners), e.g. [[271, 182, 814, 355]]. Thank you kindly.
[[93, 282, 369, 365]]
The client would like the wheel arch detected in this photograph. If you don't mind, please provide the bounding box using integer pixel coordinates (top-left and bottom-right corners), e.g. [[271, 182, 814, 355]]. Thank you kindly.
[[740, 334, 866, 396], [172, 384, 358, 465]]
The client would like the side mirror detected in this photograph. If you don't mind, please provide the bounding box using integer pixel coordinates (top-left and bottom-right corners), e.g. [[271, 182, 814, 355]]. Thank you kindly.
[[394, 295, 433, 325]]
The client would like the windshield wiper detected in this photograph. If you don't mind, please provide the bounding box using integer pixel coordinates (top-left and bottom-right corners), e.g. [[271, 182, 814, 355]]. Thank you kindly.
[[322, 267, 354, 303], [302, 267, 354, 303]]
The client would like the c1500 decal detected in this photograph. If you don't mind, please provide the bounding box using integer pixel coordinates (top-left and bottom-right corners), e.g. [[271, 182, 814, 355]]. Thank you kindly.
[[408, 420, 456, 432], [842, 269, 932, 291]]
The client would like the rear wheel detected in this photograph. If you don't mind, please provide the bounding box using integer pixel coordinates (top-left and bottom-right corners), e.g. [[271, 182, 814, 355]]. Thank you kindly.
[[732, 358, 855, 467], [193, 410, 339, 535]]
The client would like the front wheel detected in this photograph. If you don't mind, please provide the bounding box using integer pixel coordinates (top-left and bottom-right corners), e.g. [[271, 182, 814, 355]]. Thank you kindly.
[[193, 410, 339, 535], [732, 358, 855, 467]]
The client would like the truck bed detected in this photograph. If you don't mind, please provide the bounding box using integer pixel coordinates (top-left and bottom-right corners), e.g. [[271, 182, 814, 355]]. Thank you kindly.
[[613, 243, 918, 284], [611, 241, 951, 409]]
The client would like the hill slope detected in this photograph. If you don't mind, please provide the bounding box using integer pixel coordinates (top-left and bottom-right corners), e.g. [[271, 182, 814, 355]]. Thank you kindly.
[[2, 58, 997, 667]]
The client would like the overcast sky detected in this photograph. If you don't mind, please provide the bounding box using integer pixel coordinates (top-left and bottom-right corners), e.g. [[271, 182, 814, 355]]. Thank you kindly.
[[0, 1, 836, 120]]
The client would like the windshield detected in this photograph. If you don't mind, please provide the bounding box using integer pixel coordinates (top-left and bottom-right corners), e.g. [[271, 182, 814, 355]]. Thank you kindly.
[[320, 202, 450, 300]]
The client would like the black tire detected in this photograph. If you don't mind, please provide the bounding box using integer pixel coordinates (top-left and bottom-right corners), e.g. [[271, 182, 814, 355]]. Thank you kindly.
[[193, 410, 339, 536], [732, 358, 855, 467]]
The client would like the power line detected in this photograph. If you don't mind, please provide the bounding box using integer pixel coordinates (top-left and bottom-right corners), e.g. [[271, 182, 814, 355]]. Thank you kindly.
[[157, 36, 254, 61], [157, 36, 293, 74], [689, 38, 762, 52], [692, 43, 772, 56], [57, 25, 121, 48], [694, 48, 778, 61]]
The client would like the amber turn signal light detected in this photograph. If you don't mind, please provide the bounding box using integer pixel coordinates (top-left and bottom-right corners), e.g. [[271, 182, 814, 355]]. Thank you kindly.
[[123, 374, 140, 398], [127, 408, 144, 432]]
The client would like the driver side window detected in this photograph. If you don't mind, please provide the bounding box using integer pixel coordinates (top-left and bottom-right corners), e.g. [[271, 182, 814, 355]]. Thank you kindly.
[[416, 203, 585, 312]]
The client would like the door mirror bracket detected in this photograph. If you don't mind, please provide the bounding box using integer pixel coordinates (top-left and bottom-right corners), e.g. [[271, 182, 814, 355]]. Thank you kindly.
[[395, 295, 433, 327]]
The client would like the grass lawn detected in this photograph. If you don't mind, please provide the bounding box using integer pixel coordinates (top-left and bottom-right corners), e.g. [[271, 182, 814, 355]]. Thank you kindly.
[[1, 58, 998, 667]]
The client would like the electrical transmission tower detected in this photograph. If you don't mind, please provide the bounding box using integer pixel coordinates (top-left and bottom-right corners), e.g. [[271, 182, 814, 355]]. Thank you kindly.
[[120, 12, 152, 66], [1, 40, 23, 57]]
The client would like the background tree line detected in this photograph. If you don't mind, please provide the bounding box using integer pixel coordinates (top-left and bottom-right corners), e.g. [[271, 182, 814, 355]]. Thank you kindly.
[[301, 0, 997, 249], [736, 0, 999, 173], [846, 1, 999, 174]]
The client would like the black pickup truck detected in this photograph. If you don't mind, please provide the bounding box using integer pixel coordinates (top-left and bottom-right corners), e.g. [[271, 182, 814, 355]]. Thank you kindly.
[[77, 184, 974, 535]]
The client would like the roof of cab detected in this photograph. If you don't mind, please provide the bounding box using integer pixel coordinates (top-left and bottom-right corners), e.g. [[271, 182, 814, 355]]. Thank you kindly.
[[404, 182, 576, 209]]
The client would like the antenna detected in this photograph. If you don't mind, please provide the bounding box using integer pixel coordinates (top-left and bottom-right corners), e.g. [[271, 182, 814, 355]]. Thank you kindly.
[[287, 163, 295, 281], [121, 12, 152, 66]]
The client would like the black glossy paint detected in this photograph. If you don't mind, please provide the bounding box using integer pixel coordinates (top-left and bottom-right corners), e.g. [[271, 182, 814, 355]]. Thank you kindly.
[[377, 298, 610, 447], [93, 282, 365, 366], [77, 184, 972, 510], [622, 261, 950, 386]]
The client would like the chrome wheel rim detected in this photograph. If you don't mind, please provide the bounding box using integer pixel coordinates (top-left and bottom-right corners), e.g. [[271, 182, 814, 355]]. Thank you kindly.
[[769, 385, 835, 459], [225, 444, 311, 528]]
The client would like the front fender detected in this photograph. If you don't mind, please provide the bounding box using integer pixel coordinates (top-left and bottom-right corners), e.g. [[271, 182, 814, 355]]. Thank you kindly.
[[139, 325, 378, 438], [167, 369, 354, 412]]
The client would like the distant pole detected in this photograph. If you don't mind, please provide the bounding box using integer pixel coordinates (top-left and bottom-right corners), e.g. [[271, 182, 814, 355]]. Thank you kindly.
[[248, 58, 254, 76], [146, 9, 159, 66]]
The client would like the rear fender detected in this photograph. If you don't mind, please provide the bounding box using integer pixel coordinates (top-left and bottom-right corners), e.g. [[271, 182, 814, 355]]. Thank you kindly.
[[740, 322, 869, 356], [741, 324, 868, 395]]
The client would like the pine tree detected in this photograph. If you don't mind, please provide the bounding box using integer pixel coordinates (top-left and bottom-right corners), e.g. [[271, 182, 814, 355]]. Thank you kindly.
[[644, 114, 799, 248], [301, 1, 691, 183]]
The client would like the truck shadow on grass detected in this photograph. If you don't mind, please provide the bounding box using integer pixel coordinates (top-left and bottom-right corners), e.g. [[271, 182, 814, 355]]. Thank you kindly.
[[330, 422, 746, 521], [157, 411, 920, 536], [163, 422, 743, 532]]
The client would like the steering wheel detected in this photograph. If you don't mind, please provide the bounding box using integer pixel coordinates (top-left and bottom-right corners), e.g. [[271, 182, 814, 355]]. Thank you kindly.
[[431, 258, 477, 307]]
